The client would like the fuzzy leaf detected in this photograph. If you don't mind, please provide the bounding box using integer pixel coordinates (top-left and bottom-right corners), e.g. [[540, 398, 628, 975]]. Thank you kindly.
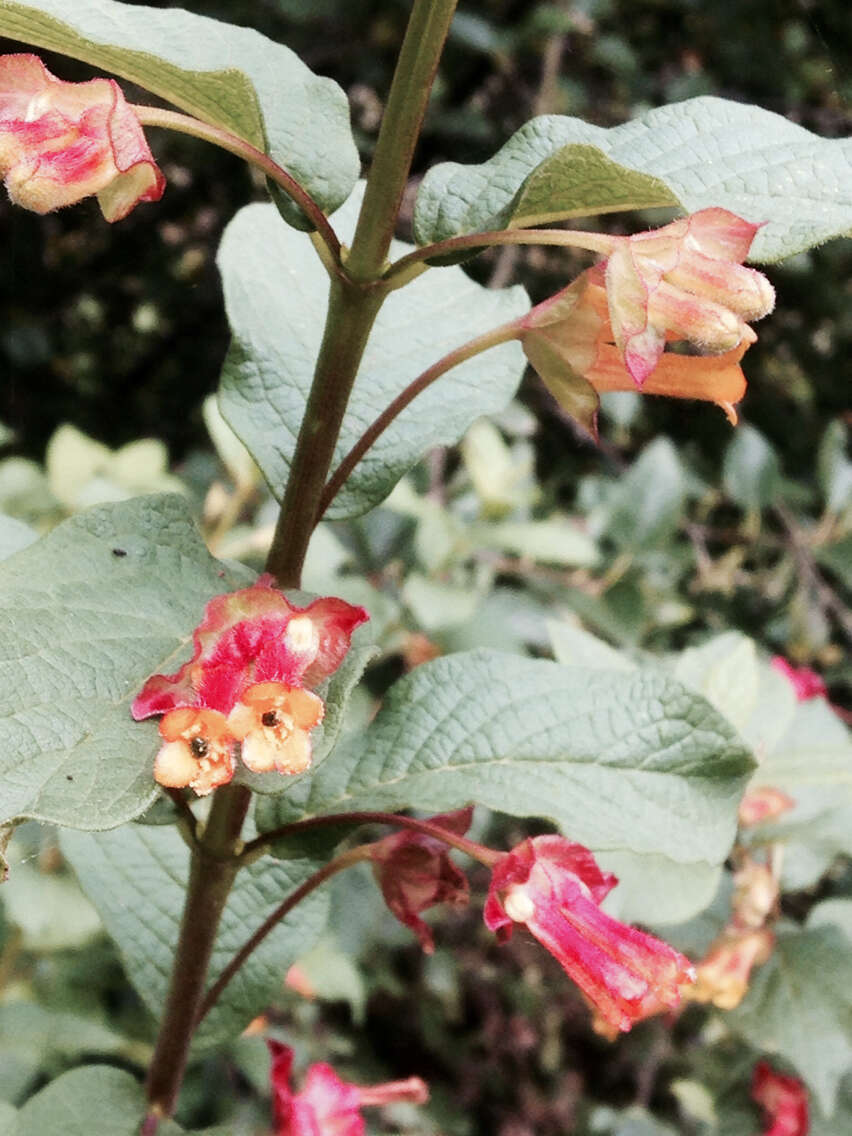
[[15, 1065, 184, 1135], [217, 189, 529, 518], [0, 0, 359, 224], [413, 98, 852, 262], [61, 822, 329, 1047], [0, 494, 252, 833], [260, 650, 754, 878]]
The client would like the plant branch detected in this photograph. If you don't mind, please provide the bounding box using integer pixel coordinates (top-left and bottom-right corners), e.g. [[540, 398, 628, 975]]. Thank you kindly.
[[384, 227, 615, 290], [132, 105, 343, 271], [345, 0, 460, 281], [143, 783, 251, 1126], [318, 318, 524, 518], [195, 844, 372, 1026], [241, 809, 500, 866], [200, 810, 500, 1025]]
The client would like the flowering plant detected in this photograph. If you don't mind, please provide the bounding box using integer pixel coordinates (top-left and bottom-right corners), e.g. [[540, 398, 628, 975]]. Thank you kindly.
[[0, 2, 849, 1134]]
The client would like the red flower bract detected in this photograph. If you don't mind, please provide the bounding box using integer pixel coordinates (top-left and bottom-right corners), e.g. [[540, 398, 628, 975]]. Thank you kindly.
[[751, 1061, 809, 1136], [132, 575, 368, 719], [0, 53, 164, 220], [268, 1041, 428, 1136], [132, 577, 368, 795], [368, 807, 473, 953], [484, 835, 695, 1033]]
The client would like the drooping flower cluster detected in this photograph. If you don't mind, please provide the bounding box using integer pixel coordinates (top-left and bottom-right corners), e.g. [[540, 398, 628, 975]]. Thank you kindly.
[[0, 54, 164, 220], [268, 1041, 428, 1136], [521, 208, 775, 433], [132, 577, 368, 795], [751, 1061, 809, 1136]]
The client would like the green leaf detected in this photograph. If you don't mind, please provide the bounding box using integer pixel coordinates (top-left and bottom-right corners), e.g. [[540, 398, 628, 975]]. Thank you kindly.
[[605, 438, 687, 549], [817, 420, 852, 514], [17, 1066, 156, 1136], [0, 1002, 128, 1063], [60, 822, 329, 1047], [0, 0, 359, 224], [2, 838, 102, 950], [413, 98, 852, 262], [547, 620, 635, 670], [729, 921, 852, 1115], [470, 517, 600, 567], [260, 649, 754, 873], [0, 1102, 14, 1136], [0, 494, 252, 833], [0, 514, 37, 561], [217, 189, 529, 518], [722, 425, 780, 510]]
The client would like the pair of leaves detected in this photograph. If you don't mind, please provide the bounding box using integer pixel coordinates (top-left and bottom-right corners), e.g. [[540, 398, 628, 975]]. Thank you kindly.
[[0, 0, 359, 225], [413, 98, 852, 262]]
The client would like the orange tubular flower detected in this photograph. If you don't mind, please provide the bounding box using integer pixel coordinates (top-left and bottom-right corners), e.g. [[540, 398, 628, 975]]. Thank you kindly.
[[0, 53, 164, 220], [686, 928, 775, 1011], [226, 681, 324, 776], [153, 707, 236, 798], [484, 836, 695, 1033], [523, 263, 754, 433]]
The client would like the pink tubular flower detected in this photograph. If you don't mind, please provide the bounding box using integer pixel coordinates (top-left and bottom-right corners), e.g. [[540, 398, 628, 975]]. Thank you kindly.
[[268, 1041, 428, 1136], [368, 808, 473, 953], [132, 577, 368, 795], [771, 656, 828, 702], [483, 836, 695, 1033], [602, 208, 775, 386], [751, 1061, 809, 1136], [0, 54, 164, 220]]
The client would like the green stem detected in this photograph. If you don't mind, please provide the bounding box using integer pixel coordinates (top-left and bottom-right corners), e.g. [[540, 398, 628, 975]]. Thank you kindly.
[[132, 105, 343, 271], [143, 783, 250, 1126], [345, 0, 460, 281], [384, 227, 616, 290], [264, 0, 458, 586], [318, 318, 524, 518], [264, 280, 386, 586]]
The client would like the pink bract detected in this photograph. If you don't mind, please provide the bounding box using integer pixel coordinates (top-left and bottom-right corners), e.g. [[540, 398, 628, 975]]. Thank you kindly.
[[368, 807, 473, 953], [0, 53, 164, 220], [132, 576, 368, 719], [484, 835, 695, 1033]]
